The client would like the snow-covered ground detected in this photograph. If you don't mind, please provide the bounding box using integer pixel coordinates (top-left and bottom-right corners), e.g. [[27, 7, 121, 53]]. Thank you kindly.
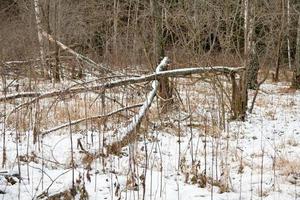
[[0, 81, 299, 200]]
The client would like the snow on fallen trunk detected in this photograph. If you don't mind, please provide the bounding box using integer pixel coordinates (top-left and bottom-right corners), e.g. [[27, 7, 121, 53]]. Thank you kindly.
[[106, 57, 169, 154]]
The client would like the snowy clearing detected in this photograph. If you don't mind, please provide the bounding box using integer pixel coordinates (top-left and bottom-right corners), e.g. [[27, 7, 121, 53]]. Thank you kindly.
[[0, 81, 299, 200]]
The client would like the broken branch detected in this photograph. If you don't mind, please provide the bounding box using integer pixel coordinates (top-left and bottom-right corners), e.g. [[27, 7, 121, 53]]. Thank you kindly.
[[41, 30, 113, 74]]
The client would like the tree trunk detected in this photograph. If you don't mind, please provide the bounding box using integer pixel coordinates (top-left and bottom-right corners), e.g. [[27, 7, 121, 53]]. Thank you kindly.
[[274, 0, 285, 82], [33, 0, 48, 78], [246, 0, 259, 89], [132, 0, 140, 64], [53, 0, 60, 82], [292, 13, 300, 89], [235, 0, 250, 121], [152, 0, 172, 112], [152, 0, 164, 63], [113, 0, 119, 58]]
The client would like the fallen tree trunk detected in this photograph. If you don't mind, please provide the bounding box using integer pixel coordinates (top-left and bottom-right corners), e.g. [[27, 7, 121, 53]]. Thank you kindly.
[[106, 81, 159, 154], [0, 65, 244, 103]]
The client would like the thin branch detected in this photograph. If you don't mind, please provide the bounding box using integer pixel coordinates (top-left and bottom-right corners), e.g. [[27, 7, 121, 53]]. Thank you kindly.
[[41, 103, 143, 136]]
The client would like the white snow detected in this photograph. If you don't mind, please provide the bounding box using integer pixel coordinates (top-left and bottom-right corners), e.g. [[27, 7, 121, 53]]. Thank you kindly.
[[0, 80, 299, 200]]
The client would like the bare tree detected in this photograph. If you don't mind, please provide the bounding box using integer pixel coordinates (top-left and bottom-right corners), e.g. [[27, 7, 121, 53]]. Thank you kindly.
[[274, 0, 286, 82], [293, 12, 300, 89]]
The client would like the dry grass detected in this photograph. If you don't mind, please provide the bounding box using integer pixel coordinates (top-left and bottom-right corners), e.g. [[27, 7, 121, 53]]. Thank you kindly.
[[276, 156, 300, 176], [253, 97, 268, 107], [277, 87, 297, 94], [4, 90, 141, 135], [286, 137, 299, 147]]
